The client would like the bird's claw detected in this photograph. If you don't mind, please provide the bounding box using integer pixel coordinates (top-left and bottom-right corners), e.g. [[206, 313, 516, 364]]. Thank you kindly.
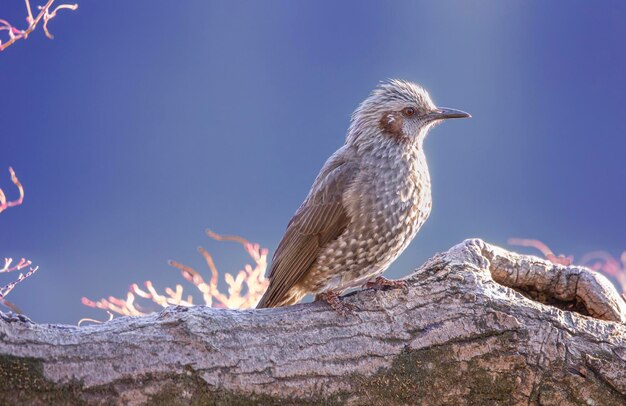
[[316, 291, 357, 317], [364, 276, 409, 293]]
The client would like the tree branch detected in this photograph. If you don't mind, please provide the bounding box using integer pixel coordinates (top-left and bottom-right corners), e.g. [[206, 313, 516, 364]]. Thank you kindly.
[[1, 239, 625, 405]]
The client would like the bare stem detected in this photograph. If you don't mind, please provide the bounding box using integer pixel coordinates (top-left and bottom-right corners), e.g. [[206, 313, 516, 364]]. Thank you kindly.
[[0, 0, 78, 51]]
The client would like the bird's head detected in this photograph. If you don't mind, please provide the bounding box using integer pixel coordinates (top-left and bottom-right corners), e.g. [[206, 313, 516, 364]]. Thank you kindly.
[[347, 79, 470, 148]]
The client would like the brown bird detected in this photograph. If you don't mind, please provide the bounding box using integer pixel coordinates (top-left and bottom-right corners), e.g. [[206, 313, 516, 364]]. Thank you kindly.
[[257, 79, 470, 314]]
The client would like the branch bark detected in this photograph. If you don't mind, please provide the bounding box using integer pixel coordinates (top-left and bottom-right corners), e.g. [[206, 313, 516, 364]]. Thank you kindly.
[[1, 239, 625, 405]]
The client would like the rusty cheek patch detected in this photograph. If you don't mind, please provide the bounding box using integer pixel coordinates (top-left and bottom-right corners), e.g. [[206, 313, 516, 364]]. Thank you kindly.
[[379, 112, 406, 141]]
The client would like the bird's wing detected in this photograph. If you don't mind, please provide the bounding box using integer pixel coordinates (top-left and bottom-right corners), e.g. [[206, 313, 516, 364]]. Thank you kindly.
[[257, 148, 357, 308]]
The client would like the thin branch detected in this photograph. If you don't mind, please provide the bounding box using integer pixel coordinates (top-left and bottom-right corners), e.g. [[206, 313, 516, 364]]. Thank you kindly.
[[82, 231, 269, 318], [0, 0, 78, 51], [508, 238, 573, 266], [0, 166, 39, 312], [0, 167, 24, 214], [0, 266, 39, 299], [205, 228, 250, 246], [1, 258, 33, 274], [77, 311, 113, 327]]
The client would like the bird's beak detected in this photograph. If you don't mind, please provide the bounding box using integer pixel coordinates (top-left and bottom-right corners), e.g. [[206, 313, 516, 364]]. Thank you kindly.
[[428, 107, 471, 121]]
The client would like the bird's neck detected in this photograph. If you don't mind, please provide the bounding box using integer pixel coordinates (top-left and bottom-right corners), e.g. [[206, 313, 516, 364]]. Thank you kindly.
[[355, 136, 427, 172], [352, 136, 432, 227]]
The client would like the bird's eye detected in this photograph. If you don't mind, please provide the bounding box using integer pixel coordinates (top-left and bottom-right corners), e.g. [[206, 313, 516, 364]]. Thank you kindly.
[[402, 107, 416, 117]]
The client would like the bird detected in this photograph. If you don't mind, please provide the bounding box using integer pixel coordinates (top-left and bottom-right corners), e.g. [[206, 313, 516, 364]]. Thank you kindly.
[[256, 79, 470, 314]]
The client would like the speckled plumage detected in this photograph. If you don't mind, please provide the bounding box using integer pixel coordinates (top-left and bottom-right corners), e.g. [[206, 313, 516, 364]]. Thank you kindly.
[[257, 80, 469, 309]]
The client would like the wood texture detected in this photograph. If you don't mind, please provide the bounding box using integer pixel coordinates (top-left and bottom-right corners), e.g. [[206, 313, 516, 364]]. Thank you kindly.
[[1, 239, 625, 405]]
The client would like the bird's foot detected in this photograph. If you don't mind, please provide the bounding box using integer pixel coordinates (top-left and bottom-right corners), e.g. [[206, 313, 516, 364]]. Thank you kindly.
[[364, 276, 409, 292], [315, 291, 356, 317]]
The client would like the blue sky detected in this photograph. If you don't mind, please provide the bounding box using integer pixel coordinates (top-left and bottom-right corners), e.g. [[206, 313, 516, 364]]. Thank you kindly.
[[1, 1, 625, 323]]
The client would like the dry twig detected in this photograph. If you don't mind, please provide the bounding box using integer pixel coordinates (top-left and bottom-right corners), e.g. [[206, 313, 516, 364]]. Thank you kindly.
[[82, 230, 269, 317], [508, 238, 573, 266], [0, 0, 78, 51], [0, 167, 39, 312], [0, 167, 24, 213]]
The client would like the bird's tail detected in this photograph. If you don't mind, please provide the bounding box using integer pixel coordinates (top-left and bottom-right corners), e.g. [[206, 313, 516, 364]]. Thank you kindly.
[[256, 290, 273, 309], [256, 286, 301, 309]]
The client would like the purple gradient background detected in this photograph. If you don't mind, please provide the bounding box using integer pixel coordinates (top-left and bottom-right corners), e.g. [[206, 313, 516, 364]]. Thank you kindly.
[[1, 1, 625, 324]]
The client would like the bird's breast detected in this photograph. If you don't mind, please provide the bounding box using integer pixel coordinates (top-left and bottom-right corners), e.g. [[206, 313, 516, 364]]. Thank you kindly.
[[319, 151, 431, 287], [362, 156, 431, 243]]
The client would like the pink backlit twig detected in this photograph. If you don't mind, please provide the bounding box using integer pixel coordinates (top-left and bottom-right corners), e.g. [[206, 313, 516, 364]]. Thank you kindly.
[[508, 238, 573, 266], [0, 167, 24, 214], [82, 230, 269, 318], [0, 0, 78, 51], [0, 166, 39, 312]]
